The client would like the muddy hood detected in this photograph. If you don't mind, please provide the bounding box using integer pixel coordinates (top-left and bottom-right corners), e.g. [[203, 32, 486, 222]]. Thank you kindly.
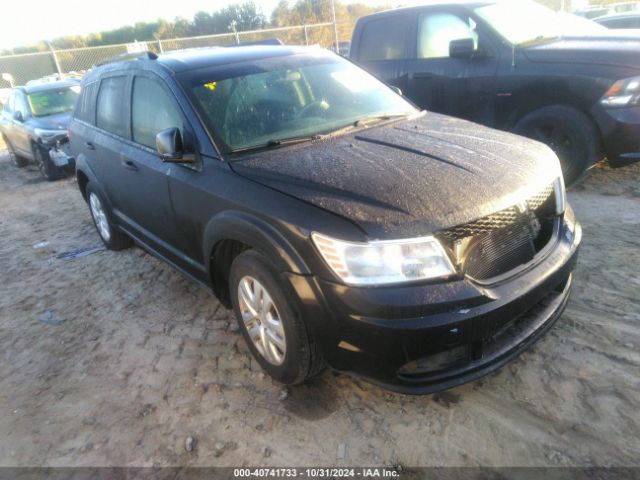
[[523, 35, 640, 69], [230, 113, 561, 239]]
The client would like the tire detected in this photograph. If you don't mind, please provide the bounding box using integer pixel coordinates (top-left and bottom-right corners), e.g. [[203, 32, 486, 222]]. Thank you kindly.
[[33, 144, 64, 181], [514, 105, 601, 186], [85, 183, 133, 251], [229, 250, 325, 385], [3, 135, 29, 168]]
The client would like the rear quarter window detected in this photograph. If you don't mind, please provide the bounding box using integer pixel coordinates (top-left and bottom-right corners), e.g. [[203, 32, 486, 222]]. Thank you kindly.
[[358, 15, 408, 61], [96, 76, 127, 137], [75, 81, 98, 124]]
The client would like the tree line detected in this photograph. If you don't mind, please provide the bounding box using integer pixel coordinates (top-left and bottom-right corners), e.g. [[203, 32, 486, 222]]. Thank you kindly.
[[2, 0, 383, 55]]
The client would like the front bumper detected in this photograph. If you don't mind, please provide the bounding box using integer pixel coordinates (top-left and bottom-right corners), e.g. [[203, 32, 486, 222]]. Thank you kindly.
[[286, 208, 581, 394], [593, 104, 640, 167]]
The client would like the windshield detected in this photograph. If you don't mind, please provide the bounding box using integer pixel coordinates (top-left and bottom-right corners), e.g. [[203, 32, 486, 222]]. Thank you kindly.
[[184, 54, 417, 153], [474, 1, 606, 46], [27, 85, 80, 117]]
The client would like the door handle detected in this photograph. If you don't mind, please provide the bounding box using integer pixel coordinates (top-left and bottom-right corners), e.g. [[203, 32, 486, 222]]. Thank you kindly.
[[121, 159, 138, 171], [85, 141, 95, 150]]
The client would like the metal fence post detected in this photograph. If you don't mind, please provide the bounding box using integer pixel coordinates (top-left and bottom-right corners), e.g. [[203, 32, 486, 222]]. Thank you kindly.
[[331, 0, 339, 52], [46, 41, 64, 78], [303, 25, 309, 45]]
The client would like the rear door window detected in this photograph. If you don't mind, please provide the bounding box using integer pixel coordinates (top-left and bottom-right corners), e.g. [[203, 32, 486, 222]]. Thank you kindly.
[[131, 76, 183, 149], [358, 15, 408, 61], [96, 76, 127, 137]]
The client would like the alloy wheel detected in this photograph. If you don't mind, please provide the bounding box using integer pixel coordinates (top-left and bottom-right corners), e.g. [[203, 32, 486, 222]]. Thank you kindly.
[[89, 192, 111, 242], [237, 275, 286, 365]]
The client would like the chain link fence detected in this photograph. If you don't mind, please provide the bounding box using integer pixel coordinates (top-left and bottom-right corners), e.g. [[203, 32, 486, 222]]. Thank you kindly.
[[0, 21, 354, 89]]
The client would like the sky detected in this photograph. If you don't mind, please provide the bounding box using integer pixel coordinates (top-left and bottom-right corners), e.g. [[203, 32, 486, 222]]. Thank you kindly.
[[0, 0, 394, 50]]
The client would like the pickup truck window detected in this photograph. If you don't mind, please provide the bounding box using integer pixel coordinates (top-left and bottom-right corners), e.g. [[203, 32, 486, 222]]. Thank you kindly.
[[358, 15, 408, 61], [131, 76, 183, 149], [417, 13, 476, 59], [474, 1, 603, 45]]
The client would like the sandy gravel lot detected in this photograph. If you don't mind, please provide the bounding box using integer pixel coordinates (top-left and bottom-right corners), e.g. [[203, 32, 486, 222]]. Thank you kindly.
[[0, 150, 639, 468]]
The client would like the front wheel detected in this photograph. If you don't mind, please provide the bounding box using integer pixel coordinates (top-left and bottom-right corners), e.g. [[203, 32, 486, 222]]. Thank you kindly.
[[515, 105, 601, 186], [229, 250, 324, 385], [85, 183, 132, 251]]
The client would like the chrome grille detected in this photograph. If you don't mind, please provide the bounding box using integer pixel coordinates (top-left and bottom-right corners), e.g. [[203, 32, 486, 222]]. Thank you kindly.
[[440, 184, 555, 241], [438, 183, 558, 281]]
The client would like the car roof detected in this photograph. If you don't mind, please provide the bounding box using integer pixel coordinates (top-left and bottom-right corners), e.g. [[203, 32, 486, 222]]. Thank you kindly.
[[18, 79, 80, 94], [594, 11, 640, 20], [357, 0, 495, 18], [85, 45, 331, 81], [156, 45, 317, 72]]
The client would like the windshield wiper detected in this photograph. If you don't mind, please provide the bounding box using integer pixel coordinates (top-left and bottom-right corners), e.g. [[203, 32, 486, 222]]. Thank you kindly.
[[354, 113, 414, 127], [518, 35, 560, 47], [230, 134, 324, 153], [325, 113, 414, 137]]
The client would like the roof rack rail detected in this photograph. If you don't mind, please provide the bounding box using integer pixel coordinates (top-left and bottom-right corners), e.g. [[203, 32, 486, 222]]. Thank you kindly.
[[94, 51, 158, 67]]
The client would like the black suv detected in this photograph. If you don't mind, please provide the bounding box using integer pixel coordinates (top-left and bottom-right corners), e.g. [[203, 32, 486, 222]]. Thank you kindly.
[[70, 47, 581, 394], [350, 0, 640, 184], [0, 80, 79, 180]]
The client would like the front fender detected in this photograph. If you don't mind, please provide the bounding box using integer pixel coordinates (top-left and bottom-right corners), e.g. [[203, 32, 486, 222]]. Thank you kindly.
[[203, 211, 312, 278]]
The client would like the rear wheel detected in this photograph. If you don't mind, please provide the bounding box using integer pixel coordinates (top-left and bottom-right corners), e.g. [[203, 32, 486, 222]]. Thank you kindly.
[[229, 250, 324, 384], [3, 135, 28, 168], [515, 105, 600, 186], [86, 183, 133, 251]]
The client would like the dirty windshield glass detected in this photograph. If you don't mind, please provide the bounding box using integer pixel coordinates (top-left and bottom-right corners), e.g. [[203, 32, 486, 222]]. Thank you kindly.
[[187, 55, 417, 153], [27, 86, 80, 117], [474, 1, 605, 45]]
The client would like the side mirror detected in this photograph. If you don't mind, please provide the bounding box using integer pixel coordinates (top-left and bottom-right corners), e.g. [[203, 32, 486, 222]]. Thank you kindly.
[[13, 111, 23, 122], [449, 38, 476, 59], [156, 127, 195, 163], [389, 85, 403, 96]]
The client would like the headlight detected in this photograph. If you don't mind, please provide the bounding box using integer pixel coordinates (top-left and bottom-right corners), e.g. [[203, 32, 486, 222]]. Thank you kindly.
[[600, 76, 640, 108], [312, 233, 455, 286], [554, 176, 566, 215], [34, 128, 66, 140]]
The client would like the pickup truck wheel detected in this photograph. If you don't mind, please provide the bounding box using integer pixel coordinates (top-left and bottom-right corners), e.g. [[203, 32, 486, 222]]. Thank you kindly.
[[230, 250, 325, 385], [85, 183, 133, 251], [3, 135, 28, 168], [33, 144, 63, 181], [515, 105, 600, 186]]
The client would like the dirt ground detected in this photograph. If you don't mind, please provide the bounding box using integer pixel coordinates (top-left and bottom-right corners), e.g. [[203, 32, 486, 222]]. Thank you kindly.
[[0, 149, 638, 468]]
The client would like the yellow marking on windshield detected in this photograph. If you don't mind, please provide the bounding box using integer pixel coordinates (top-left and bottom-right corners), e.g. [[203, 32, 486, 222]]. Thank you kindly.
[[203, 81, 217, 91]]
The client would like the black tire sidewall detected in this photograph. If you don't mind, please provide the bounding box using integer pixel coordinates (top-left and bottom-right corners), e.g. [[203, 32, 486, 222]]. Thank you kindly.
[[515, 106, 599, 186], [229, 250, 312, 385], [85, 183, 130, 250]]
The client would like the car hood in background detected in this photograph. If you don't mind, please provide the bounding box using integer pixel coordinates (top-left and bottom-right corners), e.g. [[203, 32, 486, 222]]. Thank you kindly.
[[523, 35, 640, 69], [29, 111, 72, 130], [230, 113, 561, 239]]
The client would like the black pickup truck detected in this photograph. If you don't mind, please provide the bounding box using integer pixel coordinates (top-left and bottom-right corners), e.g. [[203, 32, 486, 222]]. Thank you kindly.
[[350, 0, 640, 184]]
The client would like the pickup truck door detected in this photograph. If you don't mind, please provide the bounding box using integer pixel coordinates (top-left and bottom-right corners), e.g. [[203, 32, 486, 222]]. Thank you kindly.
[[351, 13, 412, 93], [405, 8, 500, 126]]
